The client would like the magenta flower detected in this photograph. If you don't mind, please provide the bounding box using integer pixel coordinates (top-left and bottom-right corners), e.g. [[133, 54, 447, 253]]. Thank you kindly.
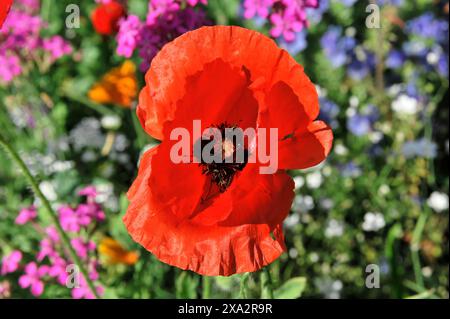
[[71, 238, 96, 260], [186, 0, 208, 6], [15, 206, 37, 225], [0, 2, 72, 83], [0, 54, 22, 83], [42, 35, 72, 61], [243, 0, 273, 19], [71, 277, 104, 299], [147, 0, 180, 25], [37, 238, 57, 262], [1, 250, 22, 275], [78, 186, 98, 200], [48, 256, 69, 285], [270, 11, 303, 42], [116, 1, 209, 71], [18, 262, 49, 297], [76, 203, 105, 223], [45, 226, 60, 243], [117, 15, 143, 58], [58, 206, 90, 233]]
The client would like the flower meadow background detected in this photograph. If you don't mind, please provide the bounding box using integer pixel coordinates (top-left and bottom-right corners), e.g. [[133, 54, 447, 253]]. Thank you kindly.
[[0, 0, 448, 299]]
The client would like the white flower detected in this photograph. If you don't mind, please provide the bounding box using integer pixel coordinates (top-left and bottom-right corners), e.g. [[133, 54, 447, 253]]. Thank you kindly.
[[426, 51, 440, 65], [362, 212, 386, 232], [306, 171, 323, 189], [315, 278, 343, 299], [288, 248, 298, 259], [392, 94, 419, 115], [39, 181, 57, 202], [378, 184, 390, 196], [427, 192, 449, 213], [325, 219, 344, 238], [334, 144, 348, 156], [101, 115, 122, 130], [284, 213, 300, 228], [292, 195, 314, 212], [349, 96, 359, 108], [293, 176, 304, 190]]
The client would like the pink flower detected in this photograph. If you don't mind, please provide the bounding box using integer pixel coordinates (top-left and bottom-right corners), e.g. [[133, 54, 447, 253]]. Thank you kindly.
[[37, 238, 56, 261], [0, 54, 22, 83], [78, 186, 97, 200], [243, 0, 273, 19], [48, 256, 69, 285], [71, 277, 104, 299], [58, 206, 90, 232], [45, 226, 60, 243], [71, 238, 96, 259], [0, 281, 11, 299], [117, 15, 143, 58], [270, 11, 304, 42], [76, 203, 105, 223], [186, 0, 208, 6], [42, 35, 72, 61], [18, 262, 49, 297], [147, 0, 180, 25], [1, 250, 22, 275], [15, 206, 37, 225]]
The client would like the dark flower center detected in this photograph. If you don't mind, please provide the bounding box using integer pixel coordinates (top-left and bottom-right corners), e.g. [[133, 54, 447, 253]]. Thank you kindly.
[[197, 123, 249, 193]]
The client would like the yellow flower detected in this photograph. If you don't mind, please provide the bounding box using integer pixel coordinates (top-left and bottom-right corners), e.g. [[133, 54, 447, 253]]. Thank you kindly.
[[98, 237, 139, 265], [88, 60, 138, 108]]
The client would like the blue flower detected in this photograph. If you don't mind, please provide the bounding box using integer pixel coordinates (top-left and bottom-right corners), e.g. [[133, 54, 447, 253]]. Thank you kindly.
[[377, 0, 404, 6], [307, 0, 329, 24], [406, 13, 449, 44], [340, 162, 362, 178], [320, 26, 356, 68], [402, 138, 438, 159], [347, 104, 379, 136], [341, 0, 358, 7], [386, 49, 406, 69], [318, 98, 340, 129], [279, 29, 308, 56], [437, 54, 449, 77], [347, 53, 375, 80]]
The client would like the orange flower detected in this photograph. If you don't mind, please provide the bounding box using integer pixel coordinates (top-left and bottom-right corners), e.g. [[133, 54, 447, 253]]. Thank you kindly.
[[98, 237, 139, 265], [88, 60, 138, 108]]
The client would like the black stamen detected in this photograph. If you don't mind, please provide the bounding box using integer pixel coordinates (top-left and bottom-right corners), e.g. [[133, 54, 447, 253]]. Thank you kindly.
[[198, 123, 248, 193]]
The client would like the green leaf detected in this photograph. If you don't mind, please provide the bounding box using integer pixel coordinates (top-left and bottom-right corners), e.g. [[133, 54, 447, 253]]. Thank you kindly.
[[274, 277, 307, 299]]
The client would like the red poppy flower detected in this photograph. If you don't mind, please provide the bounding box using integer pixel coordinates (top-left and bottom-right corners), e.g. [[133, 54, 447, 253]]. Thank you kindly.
[[124, 26, 333, 276], [0, 0, 13, 28], [91, 1, 125, 36]]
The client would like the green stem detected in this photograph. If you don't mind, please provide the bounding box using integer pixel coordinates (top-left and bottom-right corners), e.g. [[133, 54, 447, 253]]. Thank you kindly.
[[0, 133, 100, 299], [130, 107, 148, 149], [260, 267, 274, 299], [239, 273, 250, 299], [202, 276, 212, 299], [410, 210, 428, 290]]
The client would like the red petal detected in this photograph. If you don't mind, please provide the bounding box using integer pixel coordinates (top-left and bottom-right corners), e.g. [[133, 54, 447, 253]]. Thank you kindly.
[[124, 153, 294, 276], [0, 0, 13, 28], [278, 120, 334, 169], [161, 58, 259, 138], [138, 26, 318, 140]]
